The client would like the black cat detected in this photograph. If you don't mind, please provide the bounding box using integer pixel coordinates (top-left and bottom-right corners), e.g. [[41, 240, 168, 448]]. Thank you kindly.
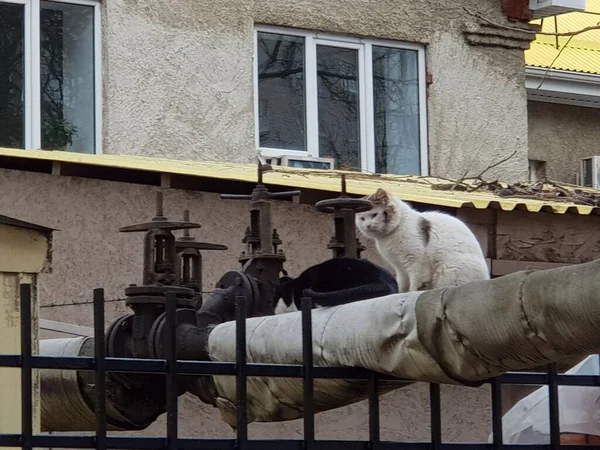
[[273, 257, 398, 314]]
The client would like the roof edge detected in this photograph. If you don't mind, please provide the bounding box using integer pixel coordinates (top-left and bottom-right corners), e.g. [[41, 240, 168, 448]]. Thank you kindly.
[[526, 66, 600, 108], [0, 147, 598, 216], [0, 214, 57, 233]]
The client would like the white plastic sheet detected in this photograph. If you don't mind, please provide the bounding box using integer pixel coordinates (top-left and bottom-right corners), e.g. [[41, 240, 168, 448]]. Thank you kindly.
[[494, 355, 600, 444]]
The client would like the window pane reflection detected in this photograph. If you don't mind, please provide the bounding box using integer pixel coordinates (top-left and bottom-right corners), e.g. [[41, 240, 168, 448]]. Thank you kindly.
[[317, 45, 360, 170], [0, 3, 25, 149], [257, 32, 306, 151], [41, 1, 95, 152], [372, 46, 420, 175]]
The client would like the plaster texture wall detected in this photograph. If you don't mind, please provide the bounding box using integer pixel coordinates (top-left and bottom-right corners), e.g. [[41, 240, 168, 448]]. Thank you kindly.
[[0, 272, 40, 443], [426, 34, 529, 182], [528, 101, 600, 184], [0, 224, 50, 441], [102, 1, 255, 162], [101, 0, 530, 182], [0, 168, 498, 442]]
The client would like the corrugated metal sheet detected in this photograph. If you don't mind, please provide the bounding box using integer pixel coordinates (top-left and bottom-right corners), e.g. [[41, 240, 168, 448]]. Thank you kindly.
[[1, 147, 598, 216], [526, 0, 600, 75]]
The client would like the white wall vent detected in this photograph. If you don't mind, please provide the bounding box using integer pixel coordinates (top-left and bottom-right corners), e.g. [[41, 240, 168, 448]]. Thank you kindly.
[[266, 155, 335, 170], [580, 156, 600, 188], [529, 0, 587, 19]]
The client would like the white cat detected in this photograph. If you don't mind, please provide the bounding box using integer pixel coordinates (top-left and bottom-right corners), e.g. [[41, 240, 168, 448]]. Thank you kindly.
[[355, 188, 490, 292]]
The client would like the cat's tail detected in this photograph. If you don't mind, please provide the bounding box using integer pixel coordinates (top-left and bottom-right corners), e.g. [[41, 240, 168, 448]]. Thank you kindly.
[[302, 282, 398, 307]]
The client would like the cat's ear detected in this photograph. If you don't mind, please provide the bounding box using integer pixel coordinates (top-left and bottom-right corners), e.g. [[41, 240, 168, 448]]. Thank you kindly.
[[371, 188, 390, 204]]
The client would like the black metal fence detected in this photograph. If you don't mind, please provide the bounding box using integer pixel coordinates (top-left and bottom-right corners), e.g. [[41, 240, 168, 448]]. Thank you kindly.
[[1, 284, 599, 449]]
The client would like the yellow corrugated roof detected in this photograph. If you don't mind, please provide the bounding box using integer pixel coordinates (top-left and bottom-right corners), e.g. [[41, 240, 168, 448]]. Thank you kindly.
[[0, 147, 598, 216], [526, 0, 600, 75]]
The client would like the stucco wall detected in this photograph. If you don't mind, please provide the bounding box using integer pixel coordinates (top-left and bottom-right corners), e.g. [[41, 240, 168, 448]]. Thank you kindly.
[[0, 168, 337, 324], [101, 0, 530, 182], [0, 273, 40, 443], [0, 224, 49, 441], [0, 167, 498, 442], [528, 101, 600, 184]]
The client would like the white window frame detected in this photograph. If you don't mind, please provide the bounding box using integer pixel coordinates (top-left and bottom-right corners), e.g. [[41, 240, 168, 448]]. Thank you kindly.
[[1, 0, 102, 154], [254, 25, 429, 175]]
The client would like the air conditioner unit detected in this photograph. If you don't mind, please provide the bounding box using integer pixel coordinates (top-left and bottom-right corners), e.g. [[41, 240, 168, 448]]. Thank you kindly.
[[529, 0, 586, 19], [580, 156, 600, 188], [267, 155, 335, 170]]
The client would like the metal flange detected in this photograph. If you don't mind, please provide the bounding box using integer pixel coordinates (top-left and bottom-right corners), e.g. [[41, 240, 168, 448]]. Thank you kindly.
[[106, 314, 134, 358], [214, 270, 257, 319], [148, 308, 197, 359]]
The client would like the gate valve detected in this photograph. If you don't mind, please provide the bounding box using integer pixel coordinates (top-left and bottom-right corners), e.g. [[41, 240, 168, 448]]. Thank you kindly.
[[314, 174, 373, 259]]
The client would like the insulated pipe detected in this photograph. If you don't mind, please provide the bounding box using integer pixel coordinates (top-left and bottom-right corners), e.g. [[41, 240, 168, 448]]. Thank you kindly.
[[39, 337, 162, 432], [40, 338, 99, 431], [205, 259, 600, 426], [39, 259, 600, 431]]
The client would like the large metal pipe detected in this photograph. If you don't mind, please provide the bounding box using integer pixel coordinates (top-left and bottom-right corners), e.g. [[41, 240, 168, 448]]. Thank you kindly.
[[39, 259, 600, 431], [39, 337, 163, 432]]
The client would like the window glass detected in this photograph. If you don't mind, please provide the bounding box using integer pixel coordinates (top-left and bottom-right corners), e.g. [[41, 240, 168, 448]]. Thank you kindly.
[[0, 3, 25, 149], [255, 29, 425, 175], [317, 45, 360, 170], [41, 1, 95, 152], [257, 32, 306, 151], [372, 46, 420, 175]]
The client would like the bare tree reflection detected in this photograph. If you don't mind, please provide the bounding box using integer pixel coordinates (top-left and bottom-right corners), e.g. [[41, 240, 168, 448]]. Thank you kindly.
[[258, 33, 422, 174], [0, 4, 25, 148], [0, 4, 84, 151], [41, 6, 78, 150]]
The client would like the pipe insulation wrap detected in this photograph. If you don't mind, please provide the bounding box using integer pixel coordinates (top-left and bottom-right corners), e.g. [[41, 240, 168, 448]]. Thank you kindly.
[[40, 337, 101, 431], [207, 259, 600, 426], [39, 337, 146, 432]]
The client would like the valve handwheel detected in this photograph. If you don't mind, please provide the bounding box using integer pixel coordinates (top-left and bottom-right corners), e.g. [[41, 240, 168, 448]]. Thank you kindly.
[[314, 174, 373, 259], [314, 174, 373, 214]]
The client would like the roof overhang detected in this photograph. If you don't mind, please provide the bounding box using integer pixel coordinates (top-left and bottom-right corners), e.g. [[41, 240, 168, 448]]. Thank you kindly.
[[526, 66, 600, 108], [0, 147, 599, 216], [0, 214, 57, 233]]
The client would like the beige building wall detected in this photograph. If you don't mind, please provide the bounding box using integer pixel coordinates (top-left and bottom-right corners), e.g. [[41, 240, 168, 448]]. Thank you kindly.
[[101, 0, 531, 182], [0, 273, 39, 447], [0, 223, 52, 444], [0, 167, 498, 442], [528, 101, 600, 184]]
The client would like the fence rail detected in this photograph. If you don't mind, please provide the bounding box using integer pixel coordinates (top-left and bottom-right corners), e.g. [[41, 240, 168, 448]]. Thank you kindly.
[[2, 284, 599, 449]]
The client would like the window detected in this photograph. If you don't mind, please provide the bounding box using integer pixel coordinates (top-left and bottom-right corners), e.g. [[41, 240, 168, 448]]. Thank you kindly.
[[0, 0, 101, 153], [255, 26, 428, 175]]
